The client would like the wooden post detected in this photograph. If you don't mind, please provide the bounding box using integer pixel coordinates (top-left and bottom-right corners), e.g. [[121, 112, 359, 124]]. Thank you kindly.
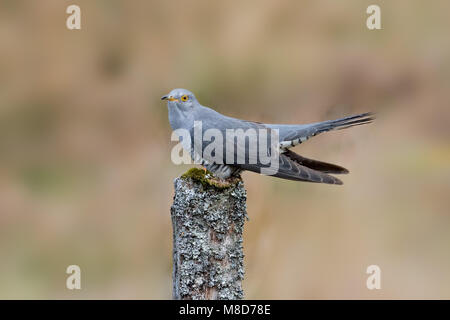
[[170, 168, 247, 300]]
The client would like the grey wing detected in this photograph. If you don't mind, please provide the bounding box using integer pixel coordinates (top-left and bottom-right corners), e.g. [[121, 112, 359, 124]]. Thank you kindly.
[[282, 149, 349, 174], [239, 153, 343, 185], [193, 109, 343, 184], [193, 109, 272, 166]]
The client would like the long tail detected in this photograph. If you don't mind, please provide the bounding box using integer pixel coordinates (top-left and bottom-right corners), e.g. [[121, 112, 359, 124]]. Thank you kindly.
[[315, 112, 375, 133], [279, 112, 375, 148]]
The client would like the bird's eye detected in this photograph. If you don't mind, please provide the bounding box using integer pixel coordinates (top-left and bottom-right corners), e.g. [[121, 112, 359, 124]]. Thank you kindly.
[[181, 95, 189, 102]]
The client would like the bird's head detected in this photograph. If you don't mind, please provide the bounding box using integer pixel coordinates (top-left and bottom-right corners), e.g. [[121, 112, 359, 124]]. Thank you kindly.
[[161, 88, 199, 110]]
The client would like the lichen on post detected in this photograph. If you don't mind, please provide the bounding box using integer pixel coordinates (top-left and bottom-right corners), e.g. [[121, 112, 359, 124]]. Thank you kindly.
[[171, 168, 247, 300]]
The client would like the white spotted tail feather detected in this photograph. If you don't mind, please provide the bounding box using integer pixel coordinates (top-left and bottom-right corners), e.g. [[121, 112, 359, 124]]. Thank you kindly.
[[262, 112, 375, 185], [275, 112, 375, 149]]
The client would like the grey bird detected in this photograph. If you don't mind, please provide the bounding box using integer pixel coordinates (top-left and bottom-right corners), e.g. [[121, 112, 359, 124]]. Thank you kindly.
[[162, 88, 374, 185]]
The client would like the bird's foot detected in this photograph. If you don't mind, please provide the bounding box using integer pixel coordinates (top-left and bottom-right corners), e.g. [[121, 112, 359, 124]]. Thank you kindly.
[[181, 168, 241, 189]]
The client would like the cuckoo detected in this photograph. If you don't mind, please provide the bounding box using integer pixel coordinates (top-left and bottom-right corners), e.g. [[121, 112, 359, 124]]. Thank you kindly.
[[162, 88, 374, 185]]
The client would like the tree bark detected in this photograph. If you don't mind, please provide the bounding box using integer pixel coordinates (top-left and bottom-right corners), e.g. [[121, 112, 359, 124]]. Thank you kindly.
[[171, 169, 247, 300]]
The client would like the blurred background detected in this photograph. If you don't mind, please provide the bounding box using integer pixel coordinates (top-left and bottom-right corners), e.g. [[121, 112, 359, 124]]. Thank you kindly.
[[0, 0, 449, 299]]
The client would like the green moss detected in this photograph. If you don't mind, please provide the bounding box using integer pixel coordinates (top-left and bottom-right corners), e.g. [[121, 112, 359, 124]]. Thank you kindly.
[[181, 168, 239, 189]]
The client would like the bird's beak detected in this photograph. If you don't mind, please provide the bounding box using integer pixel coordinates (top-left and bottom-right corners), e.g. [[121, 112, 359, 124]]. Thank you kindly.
[[161, 95, 179, 102]]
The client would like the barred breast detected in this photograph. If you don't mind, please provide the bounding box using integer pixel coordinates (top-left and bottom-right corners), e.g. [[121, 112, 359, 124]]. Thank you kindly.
[[190, 148, 242, 179]]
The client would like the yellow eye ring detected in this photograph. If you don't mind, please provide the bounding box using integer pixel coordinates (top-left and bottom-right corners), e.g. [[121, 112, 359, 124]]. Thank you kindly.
[[181, 95, 189, 102]]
